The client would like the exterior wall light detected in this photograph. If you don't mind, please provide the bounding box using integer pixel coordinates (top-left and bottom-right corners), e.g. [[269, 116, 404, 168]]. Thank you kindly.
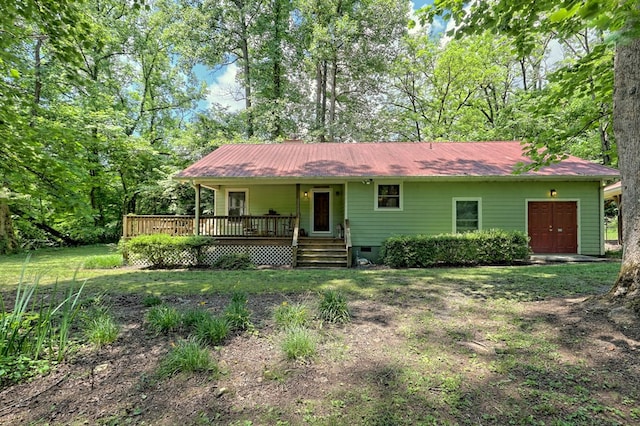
[[550, 189, 557, 198], [303, 191, 309, 199]]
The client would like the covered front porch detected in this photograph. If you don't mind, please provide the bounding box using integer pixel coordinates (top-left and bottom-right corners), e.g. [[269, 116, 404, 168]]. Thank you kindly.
[[122, 182, 352, 267]]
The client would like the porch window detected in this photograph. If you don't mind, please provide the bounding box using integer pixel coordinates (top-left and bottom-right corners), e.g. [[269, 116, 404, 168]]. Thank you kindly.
[[227, 190, 248, 220], [375, 183, 402, 210], [453, 198, 481, 233]]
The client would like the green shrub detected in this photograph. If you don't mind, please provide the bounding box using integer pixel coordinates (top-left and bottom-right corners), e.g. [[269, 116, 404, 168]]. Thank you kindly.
[[380, 229, 530, 268], [224, 293, 252, 331], [120, 235, 216, 268], [195, 316, 230, 346], [274, 302, 310, 329], [212, 252, 254, 270], [82, 254, 123, 269], [158, 338, 218, 378], [145, 305, 182, 334], [318, 290, 351, 324], [281, 327, 317, 361], [83, 313, 119, 347]]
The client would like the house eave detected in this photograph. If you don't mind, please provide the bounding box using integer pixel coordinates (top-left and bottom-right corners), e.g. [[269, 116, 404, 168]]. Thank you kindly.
[[174, 174, 619, 186]]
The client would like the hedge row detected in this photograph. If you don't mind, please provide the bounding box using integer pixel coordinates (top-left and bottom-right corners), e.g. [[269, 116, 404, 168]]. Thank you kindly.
[[380, 229, 530, 268], [120, 234, 217, 267]]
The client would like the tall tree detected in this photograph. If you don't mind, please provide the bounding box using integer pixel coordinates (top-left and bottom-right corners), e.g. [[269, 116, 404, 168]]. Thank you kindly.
[[386, 30, 518, 141], [0, 0, 88, 250], [178, 0, 264, 138], [297, 0, 411, 141], [422, 0, 640, 303]]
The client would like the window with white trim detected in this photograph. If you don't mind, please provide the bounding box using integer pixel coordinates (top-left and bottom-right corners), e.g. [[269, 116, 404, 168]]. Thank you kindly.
[[375, 183, 402, 210], [454, 198, 481, 232], [227, 190, 248, 219]]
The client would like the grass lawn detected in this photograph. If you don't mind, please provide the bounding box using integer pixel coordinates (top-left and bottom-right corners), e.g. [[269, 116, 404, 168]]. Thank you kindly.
[[0, 244, 619, 300], [2, 245, 637, 426]]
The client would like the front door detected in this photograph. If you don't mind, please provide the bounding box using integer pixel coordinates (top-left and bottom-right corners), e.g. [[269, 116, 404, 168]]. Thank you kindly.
[[528, 201, 578, 253], [312, 191, 331, 234]]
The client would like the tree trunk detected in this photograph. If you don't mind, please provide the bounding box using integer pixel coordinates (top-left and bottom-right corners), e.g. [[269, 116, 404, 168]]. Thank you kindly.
[[240, 35, 254, 138], [271, 0, 283, 139], [610, 37, 640, 300], [315, 60, 327, 142], [328, 56, 338, 142], [0, 197, 17, 254]]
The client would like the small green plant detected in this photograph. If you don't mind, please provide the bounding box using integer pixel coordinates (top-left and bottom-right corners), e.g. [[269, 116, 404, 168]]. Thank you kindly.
[[318, 290, 350, 323], [212, 253, 254, 270], [182, 308, 213, 329], [83, 312, 120, 347], [82, 254, 123, 269], [145, 305, 182, 334], [158, 338, 218, 378], [142, 294, 163, 307], [274, 302, 309, 329], [224, 292, 252, 331], [281, 327, 317, 361], [195, 316, 230, 346]]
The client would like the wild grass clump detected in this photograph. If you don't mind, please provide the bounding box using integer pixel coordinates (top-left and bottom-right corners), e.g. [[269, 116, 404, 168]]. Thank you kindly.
[[273, 302, 310, 329], [0, 264, 85, 386], [83, 312, 119, 347], [145, 305, 182, 334], [224, 292, 252, 331], [182, 308, 212, 329], [195, 316, 230, 346], [82, 254, 123, 269], [157, 338, 218, 378], [318, 290, 350, 323], [142, 294, 163, 307], [281, 327, 317, 361]]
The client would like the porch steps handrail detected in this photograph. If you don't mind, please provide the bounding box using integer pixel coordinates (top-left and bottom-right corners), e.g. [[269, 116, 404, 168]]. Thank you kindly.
[[345, 219, 353, 267], [292, 216, 300, 267]]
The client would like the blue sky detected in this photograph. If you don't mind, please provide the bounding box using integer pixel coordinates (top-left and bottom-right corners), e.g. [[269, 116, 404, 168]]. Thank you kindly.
[[199, 0, 436, 112]]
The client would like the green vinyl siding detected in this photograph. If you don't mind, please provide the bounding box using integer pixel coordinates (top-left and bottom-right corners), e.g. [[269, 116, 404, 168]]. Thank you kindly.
[[215, 184, 298, 217], [347, 180, 604, 256]]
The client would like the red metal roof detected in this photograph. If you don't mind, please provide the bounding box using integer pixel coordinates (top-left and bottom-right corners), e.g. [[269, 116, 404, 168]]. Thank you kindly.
[[175, 141, 619, 180]]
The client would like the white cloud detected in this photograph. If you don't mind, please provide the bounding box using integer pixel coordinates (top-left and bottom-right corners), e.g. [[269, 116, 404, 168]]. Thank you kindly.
[[205, 63, 245, 112]]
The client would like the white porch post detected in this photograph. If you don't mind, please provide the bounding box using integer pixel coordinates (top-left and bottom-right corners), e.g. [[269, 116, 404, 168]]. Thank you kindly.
[[194, 183, 201, 236]]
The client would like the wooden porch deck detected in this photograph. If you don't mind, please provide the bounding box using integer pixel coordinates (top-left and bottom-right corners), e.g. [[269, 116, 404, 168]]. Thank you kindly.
[[122, 215, 353, 267]]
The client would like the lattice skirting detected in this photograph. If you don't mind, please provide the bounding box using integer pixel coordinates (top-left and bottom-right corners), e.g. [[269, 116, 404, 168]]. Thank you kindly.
[[127, 245, 294, 267]]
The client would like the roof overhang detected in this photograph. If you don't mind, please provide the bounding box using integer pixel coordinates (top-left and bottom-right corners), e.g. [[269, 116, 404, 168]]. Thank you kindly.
[[174, 174, 619, 187], [604, 181, 622, 200]]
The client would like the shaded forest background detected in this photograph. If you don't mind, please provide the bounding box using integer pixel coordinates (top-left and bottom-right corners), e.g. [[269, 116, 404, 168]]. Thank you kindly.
[[0, 0, 618, 250]]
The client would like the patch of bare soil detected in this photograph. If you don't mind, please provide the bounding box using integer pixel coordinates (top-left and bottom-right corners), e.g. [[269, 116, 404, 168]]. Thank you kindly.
[[1, 290, 639, 425]]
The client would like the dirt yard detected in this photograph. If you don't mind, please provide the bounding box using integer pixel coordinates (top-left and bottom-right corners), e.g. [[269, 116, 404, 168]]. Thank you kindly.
[[1, 283, 639, 425]]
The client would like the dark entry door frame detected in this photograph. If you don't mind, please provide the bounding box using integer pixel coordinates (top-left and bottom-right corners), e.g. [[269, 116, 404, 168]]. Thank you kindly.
[[527, 200, 580, 254], [311, 189, 332, 235]]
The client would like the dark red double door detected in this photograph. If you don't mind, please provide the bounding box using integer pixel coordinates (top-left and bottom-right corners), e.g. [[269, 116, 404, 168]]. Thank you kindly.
[[528, 202, 578, 253]]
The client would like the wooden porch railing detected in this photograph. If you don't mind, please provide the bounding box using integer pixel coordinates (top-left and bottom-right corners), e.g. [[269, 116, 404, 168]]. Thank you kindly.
[[122, 214, 297, 238]]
